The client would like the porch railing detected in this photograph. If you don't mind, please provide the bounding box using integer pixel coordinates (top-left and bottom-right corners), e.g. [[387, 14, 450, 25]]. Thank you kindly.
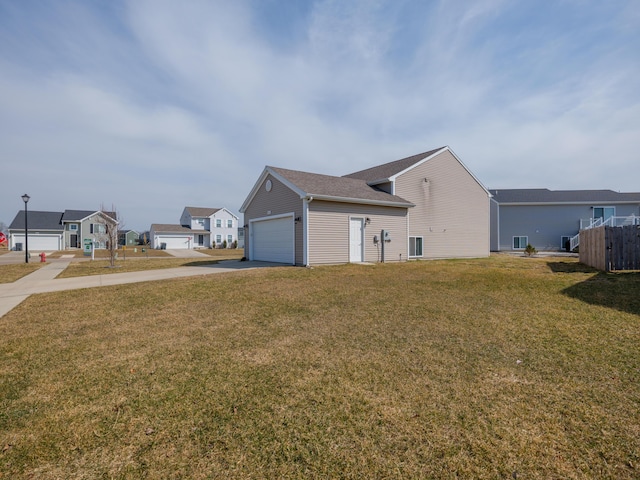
[[572, 215, 640, 251]]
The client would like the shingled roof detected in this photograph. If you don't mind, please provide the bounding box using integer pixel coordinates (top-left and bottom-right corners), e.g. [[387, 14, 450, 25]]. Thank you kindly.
[[9, 211, 64, 231], [343, 147, 446, 183], [150, 224, 195, 233], [61, 210, 117, 221], [489, 189, 640, 204], [184, 207, 221, 217], [269, 166, 414, 207]]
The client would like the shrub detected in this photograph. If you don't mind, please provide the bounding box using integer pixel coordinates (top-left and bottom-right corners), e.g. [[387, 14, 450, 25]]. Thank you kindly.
[[524, 243, 537, 257]]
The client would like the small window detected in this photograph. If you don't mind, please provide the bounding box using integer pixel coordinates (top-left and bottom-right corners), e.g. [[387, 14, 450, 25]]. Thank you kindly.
[[196, 218, 205, 226], [216, 234, 221, 243], [227, 234, 233, 244], [90, 224, 105, 234], [593, 207, 615, 222], [227, 219, 233, 228], [513, 236, 528, 249], [216, 219, 221, 228], [69, 224, 78, 231], [409, 236, 423, 257]]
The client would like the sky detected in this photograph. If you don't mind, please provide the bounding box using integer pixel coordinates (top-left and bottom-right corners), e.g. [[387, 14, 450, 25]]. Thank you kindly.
[[1, 0, 639, 231]]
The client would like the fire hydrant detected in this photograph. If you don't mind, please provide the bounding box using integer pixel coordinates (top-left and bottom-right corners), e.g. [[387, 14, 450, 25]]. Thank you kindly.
[[39, 252, 46, 263]]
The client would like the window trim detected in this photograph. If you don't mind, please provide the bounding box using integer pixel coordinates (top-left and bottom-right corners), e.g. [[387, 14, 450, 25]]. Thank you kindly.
[[513, 236, 528, 250], [409, 236, 423, 257], [592, 206, 615, 221]]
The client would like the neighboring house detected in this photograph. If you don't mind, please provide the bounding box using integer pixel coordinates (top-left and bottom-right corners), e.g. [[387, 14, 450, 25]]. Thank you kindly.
[[118, 229, 140, 247], [8, 209, 118, 251], [150, 207, 239, 249], [60, 210, 118, 250], [240, 146, 490, 266], [489, 189, 640, 252], [149, 224, 195, 249], [8, 211, 65, 251]]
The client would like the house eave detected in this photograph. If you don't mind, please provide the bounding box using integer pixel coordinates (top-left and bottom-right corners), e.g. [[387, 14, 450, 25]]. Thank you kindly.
[[308, 194, 414, 208]]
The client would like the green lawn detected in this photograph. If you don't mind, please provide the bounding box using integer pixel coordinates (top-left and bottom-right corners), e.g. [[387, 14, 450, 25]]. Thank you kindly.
[[1, 256, 639, 478]]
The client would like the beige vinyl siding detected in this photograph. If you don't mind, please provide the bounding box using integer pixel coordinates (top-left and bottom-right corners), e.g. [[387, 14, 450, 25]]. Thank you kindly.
[[243, 173, 304, 265], [308, 200, 408, 265], [395, 150, 489, 258]]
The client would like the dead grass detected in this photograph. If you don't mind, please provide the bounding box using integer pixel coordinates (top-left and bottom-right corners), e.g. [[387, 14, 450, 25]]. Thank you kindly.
[[54, 250, 244, 278], [1, 256, 639, 478], [0, 263, 42, 283]]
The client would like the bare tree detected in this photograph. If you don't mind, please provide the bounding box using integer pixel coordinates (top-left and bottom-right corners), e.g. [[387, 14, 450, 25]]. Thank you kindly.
[[94, 204, 121, 267]]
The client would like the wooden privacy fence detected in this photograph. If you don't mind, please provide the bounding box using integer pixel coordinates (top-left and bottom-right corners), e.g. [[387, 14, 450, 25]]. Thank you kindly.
[[580, 225, 640, 271]]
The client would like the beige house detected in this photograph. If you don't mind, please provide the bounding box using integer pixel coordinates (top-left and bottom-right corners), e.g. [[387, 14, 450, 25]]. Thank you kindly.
[[240, 146, 490, 266]]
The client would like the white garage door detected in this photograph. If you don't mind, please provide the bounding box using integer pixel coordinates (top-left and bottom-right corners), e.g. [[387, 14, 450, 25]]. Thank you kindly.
[[13, 234, 61, 251], [251, 216, 294, 264], [158, 235, 191, 249]]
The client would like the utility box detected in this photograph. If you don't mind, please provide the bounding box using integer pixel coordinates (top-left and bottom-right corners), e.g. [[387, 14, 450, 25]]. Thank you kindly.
[[382, 230, 391, 242]]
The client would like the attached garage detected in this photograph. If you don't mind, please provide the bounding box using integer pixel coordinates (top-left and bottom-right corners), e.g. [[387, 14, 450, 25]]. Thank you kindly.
[[250, 215, 294, 264], [12, 234, 62, 251], [155, 235, 192, 249]]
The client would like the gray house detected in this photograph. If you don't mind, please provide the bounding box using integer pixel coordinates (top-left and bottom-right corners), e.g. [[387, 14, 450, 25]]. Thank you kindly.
[[8, 209, 118, 251], [489, 189, 640, 252], [240, 146, 490, 265]]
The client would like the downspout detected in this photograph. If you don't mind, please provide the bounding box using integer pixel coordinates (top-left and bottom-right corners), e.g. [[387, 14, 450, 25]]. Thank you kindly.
[[303, 196, 313, 267]]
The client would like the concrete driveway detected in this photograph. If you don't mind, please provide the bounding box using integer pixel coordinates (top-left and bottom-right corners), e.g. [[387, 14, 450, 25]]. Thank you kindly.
[[163, 249, 212, 258]]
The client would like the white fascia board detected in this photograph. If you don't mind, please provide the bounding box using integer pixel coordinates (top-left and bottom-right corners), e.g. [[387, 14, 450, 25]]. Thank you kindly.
[[92, 211, 119, 226], [389, 146, 491, 198], [387, 147, 447, 182], [240, 166, 309, 213], [217, 207, 240, 220], [308, 194, 414, 208]]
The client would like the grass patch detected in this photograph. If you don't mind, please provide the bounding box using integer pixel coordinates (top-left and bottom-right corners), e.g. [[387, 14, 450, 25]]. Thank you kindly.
[[0, 263, 43, 283], [1, 256, 639, 478]]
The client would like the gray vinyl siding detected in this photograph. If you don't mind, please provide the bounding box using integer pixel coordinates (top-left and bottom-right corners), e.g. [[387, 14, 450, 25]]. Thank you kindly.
[[496, 203, 640, 251], [395, 150, 490, 259], [308, 201, 408, 264], [243, 173, 304, 265], [490, 198, 499, 251]]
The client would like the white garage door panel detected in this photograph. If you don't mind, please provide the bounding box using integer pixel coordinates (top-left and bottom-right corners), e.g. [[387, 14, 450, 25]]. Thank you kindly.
[[13, 234, 60, 251], [252, 217, 294, 264], [159, 236, 191, 249]]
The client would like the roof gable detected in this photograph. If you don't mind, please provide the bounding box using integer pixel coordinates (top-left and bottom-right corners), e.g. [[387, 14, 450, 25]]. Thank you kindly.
[[61, 210, 117, 222], [344, 147, 445, 183]]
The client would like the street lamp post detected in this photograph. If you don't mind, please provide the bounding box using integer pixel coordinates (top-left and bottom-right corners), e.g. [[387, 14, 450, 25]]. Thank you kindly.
[[22, 194, 30, 264]]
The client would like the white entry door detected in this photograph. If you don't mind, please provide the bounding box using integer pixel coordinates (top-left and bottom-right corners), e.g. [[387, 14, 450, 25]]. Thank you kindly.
[[349, 218, 364, 262]]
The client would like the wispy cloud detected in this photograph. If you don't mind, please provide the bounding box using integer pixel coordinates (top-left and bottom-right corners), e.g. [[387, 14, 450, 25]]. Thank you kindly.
[[0, 0, 638, 229]]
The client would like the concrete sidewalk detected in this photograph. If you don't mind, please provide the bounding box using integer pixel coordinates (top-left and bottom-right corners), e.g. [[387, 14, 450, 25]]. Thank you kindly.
[[0, 259, 280, 318]]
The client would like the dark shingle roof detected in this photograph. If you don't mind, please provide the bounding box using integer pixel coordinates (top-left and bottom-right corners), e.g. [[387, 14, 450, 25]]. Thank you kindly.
[[343, 147, 445, 183], [490, 189, 640, 204], [270, 167, 413, 206], [9, 211, 64, 231], [61, 210, 117, 221], [185, 207, 221, 217], [150, 224, 195, 233]]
